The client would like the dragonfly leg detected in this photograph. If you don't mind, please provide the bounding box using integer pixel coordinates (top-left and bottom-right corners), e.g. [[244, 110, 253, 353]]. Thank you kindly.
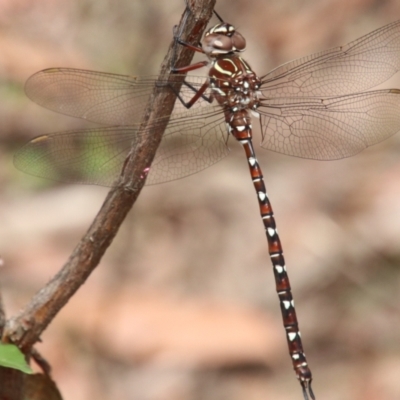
[[163, 79, 212, 109], [172, 79, 211, 109], [182, 80, 213, 103], [170, 20, 211, 109], [171, 60, 208, 74], [169, 2, 215, 108], [171, 6, 206, 74]]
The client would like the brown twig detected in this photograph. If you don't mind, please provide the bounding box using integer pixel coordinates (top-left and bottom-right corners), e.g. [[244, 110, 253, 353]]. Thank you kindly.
[[3, 0, 216, 353]]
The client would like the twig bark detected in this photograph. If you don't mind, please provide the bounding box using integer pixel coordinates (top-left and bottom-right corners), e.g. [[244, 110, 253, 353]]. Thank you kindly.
[[3, 0, 216, 353]]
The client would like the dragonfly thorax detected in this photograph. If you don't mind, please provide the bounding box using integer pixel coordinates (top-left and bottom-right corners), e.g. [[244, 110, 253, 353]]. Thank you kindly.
[[202, 23, 246, 57], [209, 56, 262, 112]]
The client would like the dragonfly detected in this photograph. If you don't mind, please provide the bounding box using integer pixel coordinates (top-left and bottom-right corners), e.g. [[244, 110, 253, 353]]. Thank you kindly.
[[14, 7, 400, 400]]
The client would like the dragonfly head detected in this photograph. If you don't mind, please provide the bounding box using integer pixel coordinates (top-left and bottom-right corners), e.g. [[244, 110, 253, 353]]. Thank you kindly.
[[202, 23, 246, 57]]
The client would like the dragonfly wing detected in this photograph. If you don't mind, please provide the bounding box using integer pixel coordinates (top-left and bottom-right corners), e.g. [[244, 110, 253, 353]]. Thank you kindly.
[[146, 107, 229, 185], [258, 89, 400, 160], [14, 106, 228, 186], [14, 126, 137, 186], [261, 20, 400, 97], [25, 68, 207, 126]]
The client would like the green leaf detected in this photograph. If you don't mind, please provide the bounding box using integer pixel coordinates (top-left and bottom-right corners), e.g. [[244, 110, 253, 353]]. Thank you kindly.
[[0, 343, 33, 374]]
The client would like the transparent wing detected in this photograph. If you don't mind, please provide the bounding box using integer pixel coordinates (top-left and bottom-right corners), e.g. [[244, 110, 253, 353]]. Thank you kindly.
[[24, 68, 209, 126], [261, 20, 400, 97], [258, 89, 400, 160], [14, 106, 228, 186]]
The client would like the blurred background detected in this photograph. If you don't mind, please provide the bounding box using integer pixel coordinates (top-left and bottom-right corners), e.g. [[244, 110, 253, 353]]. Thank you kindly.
[[1, 0, 400, 399]]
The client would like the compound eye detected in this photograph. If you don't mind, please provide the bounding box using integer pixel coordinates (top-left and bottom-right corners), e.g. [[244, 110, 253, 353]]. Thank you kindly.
[[232, 32, 246, 51], [211, 35, 233, 51], [202, 34, 233, 54]]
